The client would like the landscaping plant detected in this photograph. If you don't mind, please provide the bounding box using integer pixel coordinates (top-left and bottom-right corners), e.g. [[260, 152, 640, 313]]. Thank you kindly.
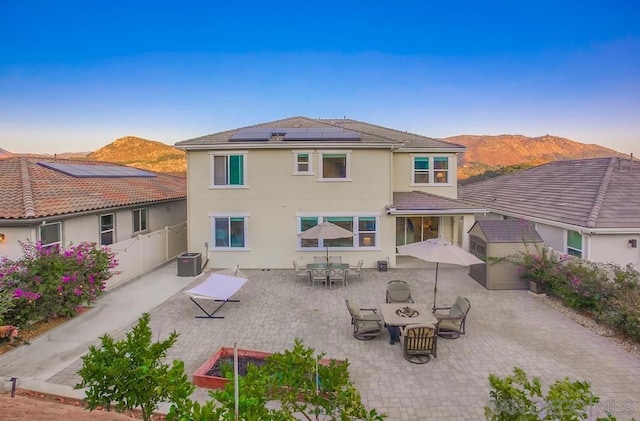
[[0, 240, 118, 327], [484, 367, 631, 420], [75, 312, 189, 421], [206, 339, 385, 420]]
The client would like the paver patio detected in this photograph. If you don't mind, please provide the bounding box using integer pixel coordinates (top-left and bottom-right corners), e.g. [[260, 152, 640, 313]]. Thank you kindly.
[[48, 265, 640, 420]]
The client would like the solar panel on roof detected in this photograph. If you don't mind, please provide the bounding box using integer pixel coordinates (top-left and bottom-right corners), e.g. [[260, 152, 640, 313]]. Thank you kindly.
[[38, 162, 156, 178], [281, 128, 361, 141], [230, 128, 273, 141]]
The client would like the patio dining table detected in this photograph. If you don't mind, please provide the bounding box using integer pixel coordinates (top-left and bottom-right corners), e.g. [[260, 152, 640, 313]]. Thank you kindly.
[[306, 263, 349, 289], [378, 303, 437, 345]]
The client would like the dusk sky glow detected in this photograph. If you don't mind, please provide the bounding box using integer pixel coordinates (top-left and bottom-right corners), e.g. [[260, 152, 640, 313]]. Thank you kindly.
[[1, 1, 639, 156]]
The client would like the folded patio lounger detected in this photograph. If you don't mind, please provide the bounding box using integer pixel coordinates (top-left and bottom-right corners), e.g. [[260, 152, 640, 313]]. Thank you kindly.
[[184, 273, 247, 319]]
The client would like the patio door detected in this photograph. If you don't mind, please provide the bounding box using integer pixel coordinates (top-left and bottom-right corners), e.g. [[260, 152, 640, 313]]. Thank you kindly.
[[395, 216, 439, 246]]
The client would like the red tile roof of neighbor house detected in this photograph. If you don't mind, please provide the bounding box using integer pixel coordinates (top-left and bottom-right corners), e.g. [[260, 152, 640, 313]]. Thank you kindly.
[[459, 157, 640, 229], [0, 156, 186, 220]]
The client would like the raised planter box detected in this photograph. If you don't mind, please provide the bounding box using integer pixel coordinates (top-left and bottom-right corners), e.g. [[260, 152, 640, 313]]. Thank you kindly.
[[193, 346, 339, 390]]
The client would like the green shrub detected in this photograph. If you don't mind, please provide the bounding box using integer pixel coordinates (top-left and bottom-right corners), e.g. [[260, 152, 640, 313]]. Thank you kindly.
[[0, 241, 118, 326], [207, 339, 385, 420], [484, 367, 621, 420], [75, 312, 189, 421]]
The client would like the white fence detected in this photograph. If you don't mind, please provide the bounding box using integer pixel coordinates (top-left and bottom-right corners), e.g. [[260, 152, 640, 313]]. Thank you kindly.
[[105, 221, 188, 289]]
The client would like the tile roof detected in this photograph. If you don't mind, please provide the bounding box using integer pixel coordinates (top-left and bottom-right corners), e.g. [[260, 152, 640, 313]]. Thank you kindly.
[[391, 191, 485, 212], [470, 220, 543, 243], [175, 116, 465, 151], [0, 156, 186, 220], [459, 157, 640, 229]]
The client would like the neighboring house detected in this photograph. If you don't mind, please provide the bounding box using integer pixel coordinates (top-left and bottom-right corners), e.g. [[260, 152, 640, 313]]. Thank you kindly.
[[459, 157, 640, 268], [0, 156, 187, 263], [175, 116, 485, 269]]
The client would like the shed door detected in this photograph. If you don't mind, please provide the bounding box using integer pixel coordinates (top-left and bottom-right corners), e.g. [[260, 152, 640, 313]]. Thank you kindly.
[[469, 235, 487, 287]]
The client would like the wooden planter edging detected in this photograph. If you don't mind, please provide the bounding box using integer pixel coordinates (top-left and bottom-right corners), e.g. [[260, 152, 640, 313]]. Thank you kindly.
[[192, 346, 338, 390]]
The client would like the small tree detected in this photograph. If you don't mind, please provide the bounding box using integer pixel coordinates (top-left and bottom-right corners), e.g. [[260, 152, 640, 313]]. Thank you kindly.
[[484, 367, 622, 420], [75, 312, 187, 421]]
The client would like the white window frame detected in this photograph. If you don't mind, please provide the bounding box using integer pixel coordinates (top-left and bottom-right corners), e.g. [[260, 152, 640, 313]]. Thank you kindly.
[[209, 151, 249, 189], [100, 213, 115, 246], [39, 221, 62, 248], [410, 155, 452, 186], [566, 230, 583, 258], [292, 150, 313, 175], [296, 214, 380, 250], [133, 207, 148, 234], [318, 150, 351, 181], [210, 213, 249, 251]]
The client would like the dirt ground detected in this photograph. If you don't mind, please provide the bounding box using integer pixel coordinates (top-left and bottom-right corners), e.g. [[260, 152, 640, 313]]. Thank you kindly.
[[1, 390, 166, 420]]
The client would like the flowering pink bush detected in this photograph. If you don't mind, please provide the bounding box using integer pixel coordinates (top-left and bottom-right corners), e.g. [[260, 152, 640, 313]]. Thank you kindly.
[[0, 241, 119, 327]]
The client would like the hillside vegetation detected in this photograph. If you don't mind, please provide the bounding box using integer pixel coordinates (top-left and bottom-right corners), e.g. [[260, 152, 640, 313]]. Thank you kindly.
[[87, 136, 186, 173], [447, 134, 625, 179]]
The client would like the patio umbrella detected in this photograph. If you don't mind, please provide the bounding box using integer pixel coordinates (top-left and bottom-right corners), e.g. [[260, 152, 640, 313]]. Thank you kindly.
[[297, 221, 355, 263], [397, 237, 484, 311]]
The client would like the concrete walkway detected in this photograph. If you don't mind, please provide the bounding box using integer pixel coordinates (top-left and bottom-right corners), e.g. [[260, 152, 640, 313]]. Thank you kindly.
[[1, 261, 639, 420]]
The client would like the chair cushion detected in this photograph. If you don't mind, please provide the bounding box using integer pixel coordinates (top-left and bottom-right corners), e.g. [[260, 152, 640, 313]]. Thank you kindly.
[[438, 318, 462, 330], [356, 319, 381, 332], [345, 300, 362, 319]]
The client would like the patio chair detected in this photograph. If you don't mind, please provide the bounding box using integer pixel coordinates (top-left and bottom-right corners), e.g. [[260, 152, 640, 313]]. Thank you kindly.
[[328, 256, 342, 264], [309, 268, 328, 288], [292, 260, 308, 282], [433, 296, 470, 339], [345, 299, 383, 340], [347, 259, 363, 283], [385, 280, 414, 303], [400, 323, 438, 364], [329, 267, 346, 288]]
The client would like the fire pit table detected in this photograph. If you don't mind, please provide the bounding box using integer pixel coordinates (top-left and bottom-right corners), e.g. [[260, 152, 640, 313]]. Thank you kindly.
[[378, 303, 437, 345]]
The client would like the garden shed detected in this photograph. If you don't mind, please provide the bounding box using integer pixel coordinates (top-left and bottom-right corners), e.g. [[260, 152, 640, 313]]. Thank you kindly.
[[468, 219, 544, 290]]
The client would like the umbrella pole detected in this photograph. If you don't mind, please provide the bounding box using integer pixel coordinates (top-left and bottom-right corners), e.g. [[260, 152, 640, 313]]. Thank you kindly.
[[432, 262, 439, 312]]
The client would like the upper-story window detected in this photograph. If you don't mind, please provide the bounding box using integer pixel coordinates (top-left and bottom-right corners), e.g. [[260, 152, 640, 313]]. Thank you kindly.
[[39, 221, 62, 248], [319, 151, 351, 181], [133, 208, 148, 233], [567, 230, 582, 258], [211, 152, 247, 188], [411, 156, 450, 185], [293, 151, 313, 175], [100, 214, 115, 246]]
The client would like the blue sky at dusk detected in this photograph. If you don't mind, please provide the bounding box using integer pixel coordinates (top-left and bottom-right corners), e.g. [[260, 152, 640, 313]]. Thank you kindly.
[[1, 1, 639, 155]]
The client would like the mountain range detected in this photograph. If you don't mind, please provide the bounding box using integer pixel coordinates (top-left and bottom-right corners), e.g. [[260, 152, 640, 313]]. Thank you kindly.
[[1, 134, 626, 181]]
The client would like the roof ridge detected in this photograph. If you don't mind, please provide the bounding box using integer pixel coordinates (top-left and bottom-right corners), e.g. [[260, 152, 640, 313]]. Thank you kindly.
[[586, 157, 616, 228], [20, 156, 36, 218]]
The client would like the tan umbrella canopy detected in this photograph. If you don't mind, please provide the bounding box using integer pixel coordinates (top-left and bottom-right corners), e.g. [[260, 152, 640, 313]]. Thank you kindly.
[[297, 221, 355, 263], [397, 237, 484, 310]]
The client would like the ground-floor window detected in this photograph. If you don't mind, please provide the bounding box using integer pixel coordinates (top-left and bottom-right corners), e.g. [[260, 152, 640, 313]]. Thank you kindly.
[[567, 230, 582, 257], [297, 215, 378, 249], [39, 221, 62, 248], [212, 215, 247, 249], [100, 214, 115, 246], [395, 216, 439, 246]]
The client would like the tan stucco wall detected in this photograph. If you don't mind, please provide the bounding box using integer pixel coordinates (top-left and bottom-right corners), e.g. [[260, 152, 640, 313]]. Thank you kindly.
[[0, 227, 33, 260], [187, 148, 401, 269], [392, 152, 458, 198], [589, 234, 640, 267]]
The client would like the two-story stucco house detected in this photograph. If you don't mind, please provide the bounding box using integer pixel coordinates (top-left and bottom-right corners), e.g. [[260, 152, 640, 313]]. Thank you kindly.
[[175, 116, 484, 269]]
